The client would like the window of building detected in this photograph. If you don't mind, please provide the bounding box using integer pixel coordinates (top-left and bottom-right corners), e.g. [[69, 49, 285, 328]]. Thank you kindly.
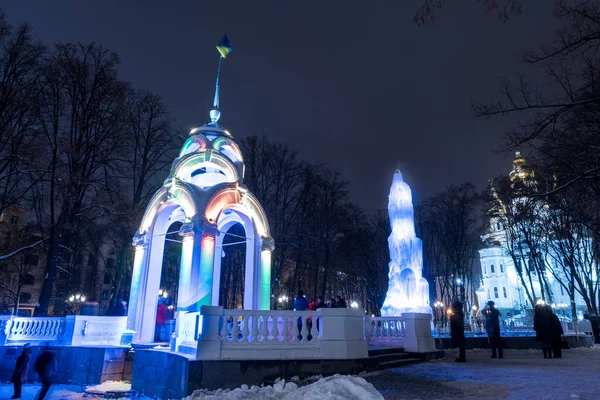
[[10, 215, 18, 225], [491, 264, 495, 273], [19, 292, 32, 303], [101, 290, 108, 300], [560, 285, 564, 296], [22, 274, 34, 285], [503, 287, 507, 298], [500, 264, 504, 273], [23, 254, 39, 266], [483, 265, 486, 274], [104, 273, 112, 285], [527, 259, 535, 273], [494, 287, 499, 298], [488, 289, 491, 299], [496, 222, 501, 230]]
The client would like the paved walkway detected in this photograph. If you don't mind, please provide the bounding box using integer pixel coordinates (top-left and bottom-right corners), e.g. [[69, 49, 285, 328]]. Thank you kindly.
[[363, 347, 600, 400]]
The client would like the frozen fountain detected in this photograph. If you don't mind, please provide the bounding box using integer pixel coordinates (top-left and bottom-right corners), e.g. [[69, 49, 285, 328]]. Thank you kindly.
[[381, 170, 432, 316]]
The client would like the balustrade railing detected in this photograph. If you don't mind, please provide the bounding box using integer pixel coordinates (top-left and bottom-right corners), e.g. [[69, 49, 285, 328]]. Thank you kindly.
[[0, 315, 127, 346], [366, 316, 405, 346], [220, 310, 320, 345], [5, 317, 67, 343]]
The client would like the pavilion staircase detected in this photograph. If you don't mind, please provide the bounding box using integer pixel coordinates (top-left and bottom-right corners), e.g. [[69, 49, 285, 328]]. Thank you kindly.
[[368, 347, 423, 370]]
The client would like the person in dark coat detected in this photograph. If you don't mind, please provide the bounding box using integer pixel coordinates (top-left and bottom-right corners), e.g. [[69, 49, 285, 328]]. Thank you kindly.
[[33, 346, 57, 400], [534, 303, 553, 358], [332, 295, 346, 308], [10, 343, 31, 399], [450, 300, 466, 362], [548, 307, 564, 358], [484, 301, 503, 358]]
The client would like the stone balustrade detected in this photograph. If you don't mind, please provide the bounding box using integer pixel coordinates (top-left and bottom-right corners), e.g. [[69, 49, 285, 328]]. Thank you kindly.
[[195, 306, 370, 360], [0, 315, 127, 346], [366, 316, 406, 347]]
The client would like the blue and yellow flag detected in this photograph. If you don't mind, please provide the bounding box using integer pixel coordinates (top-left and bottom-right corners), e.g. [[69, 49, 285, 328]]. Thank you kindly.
[[216, 34, 232, 58]]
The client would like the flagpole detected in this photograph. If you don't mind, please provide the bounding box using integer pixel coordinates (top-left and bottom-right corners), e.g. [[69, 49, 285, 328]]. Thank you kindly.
[[213, 56, 222, 110], [210, 56, 223, 124]]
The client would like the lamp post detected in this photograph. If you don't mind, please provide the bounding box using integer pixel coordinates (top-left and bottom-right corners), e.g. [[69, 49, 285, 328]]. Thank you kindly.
[[278, 295, 289, 310], [434, 301, 444, 338], [68, 293, 86, 315]]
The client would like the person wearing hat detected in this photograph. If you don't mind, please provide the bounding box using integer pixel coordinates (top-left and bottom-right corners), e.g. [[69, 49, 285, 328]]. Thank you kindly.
[[10, 343, 31, 399], [485, 301, 503, 358]]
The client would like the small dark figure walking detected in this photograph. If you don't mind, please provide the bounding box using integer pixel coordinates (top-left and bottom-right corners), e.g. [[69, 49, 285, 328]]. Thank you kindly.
[[10, 343, 31, 399], [534, 303, 553, 358], [548, 307, 564, 358], [33, 346, 57, 400], [485, 301, 503, 358], [450, 300, 466, 362]]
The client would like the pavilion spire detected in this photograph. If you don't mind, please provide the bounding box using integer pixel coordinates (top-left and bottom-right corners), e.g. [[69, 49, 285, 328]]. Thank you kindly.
[[209, 34, 232, 125]]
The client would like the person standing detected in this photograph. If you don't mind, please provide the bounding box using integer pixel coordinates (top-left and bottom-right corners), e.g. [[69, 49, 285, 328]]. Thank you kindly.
[[33, 346, 57, 400], [10, 343, 31, 399], [534, 303, 553, 358], [484, 301, 503, 358], [155, 300, 168, 342], [332, 295, 346, 308], [548, 307, 564, 358], [450, 300, 466, 362]]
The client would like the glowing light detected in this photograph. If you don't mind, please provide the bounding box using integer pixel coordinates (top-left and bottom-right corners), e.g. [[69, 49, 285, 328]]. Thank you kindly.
[[381, 170, 431, 315], [536, 299, 546, 306], [260, 250, 272, 310], [179, 135, 207, 157], [472, 305, 478, 310], [351, 301, 359, 309], [199, 234, 215, 308], [456, 278, 462, 285]]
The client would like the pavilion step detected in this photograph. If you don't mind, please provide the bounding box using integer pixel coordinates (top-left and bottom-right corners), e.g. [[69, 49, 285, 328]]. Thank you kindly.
[[377, 358, 422, 370], [368, 347, 406, 357], [369, 352, 414, 363]]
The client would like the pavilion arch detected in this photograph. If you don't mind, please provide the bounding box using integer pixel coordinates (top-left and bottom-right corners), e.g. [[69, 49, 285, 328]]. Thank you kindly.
[[174, 151, 239, 188]]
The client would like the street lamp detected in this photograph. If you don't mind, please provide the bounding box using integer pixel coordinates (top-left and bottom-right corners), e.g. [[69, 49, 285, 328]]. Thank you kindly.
[[350, 301, 359, 309], [68, 293, 86, 314]]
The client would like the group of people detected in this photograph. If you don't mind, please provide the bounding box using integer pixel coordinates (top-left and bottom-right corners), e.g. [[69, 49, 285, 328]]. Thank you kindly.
[[450, 299, 565, 362], [533, 303, 565, 359], [10, 343, 57, 400], [293, 291, 347, 311]]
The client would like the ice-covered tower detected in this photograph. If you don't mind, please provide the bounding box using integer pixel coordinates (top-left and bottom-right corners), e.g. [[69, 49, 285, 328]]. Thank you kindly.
[[381, 170, 432, 315]]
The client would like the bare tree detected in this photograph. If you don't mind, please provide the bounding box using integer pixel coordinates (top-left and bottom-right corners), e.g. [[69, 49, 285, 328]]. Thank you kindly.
[[417, 183, 484, 307], [0, 12, 45, 216], [34, 43, 129, 316]]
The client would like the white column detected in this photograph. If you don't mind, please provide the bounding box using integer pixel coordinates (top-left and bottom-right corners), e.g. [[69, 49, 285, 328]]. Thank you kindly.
[[124, 231, 149, 344], [177, 218, 219, 313]]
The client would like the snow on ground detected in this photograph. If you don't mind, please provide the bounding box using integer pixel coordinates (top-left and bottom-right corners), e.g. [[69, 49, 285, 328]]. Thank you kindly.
[[0, 382, 146, 400], [85, 380, 132, 393], [2, 347, 600, 399], [185, 375, 383, 400], [364, 346, 600, 400]]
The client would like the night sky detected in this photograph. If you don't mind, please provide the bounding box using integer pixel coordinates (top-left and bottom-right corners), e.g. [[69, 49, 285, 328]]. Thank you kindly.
[[4, 2, 558, 213]]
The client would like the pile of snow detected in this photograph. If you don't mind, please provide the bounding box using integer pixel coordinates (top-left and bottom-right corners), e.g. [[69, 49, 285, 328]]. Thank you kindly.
[[186, 375, 383, 400], [85, 380, 133, 395]]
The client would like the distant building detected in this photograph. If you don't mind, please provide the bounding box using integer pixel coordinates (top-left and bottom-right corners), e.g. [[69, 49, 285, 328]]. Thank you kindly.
[[475, 152, 591, 318], [0, 205, 116, 316]]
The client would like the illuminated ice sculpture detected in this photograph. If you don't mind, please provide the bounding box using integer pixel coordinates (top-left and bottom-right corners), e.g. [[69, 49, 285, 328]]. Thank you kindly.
[[381, 170, 432, 316]]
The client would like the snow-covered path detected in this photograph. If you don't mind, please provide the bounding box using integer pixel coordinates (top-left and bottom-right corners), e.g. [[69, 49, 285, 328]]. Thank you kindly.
[[365, 347, 600, 400], [1, 348, 599, 399]]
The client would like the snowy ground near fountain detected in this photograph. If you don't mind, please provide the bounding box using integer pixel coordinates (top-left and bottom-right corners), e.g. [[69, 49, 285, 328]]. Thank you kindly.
[[364, 346, 600, 400]]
